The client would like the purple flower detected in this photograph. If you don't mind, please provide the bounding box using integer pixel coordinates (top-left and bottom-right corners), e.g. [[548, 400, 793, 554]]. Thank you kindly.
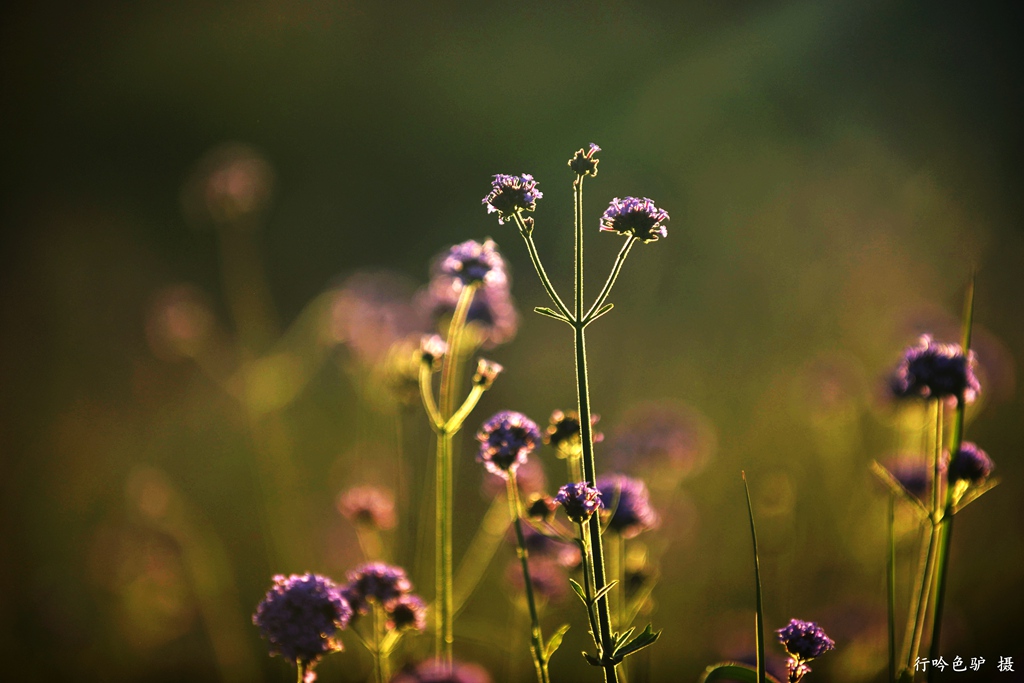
[[390, 659, 493, 683], [476, 411, 541, 479], [555, 482, 603, 523], [505, 556, 569, 603], [882, 456, 931, 500], [436, 239, 508, 289], [596, 474, 660, 538], [252, 573, 352, 667], [776, 618, 835, 661], [890, 334, 980, 404], [337, 486, 396, 530], [568, 143, 601, 177], [947, 442, 994, 485], [341, 562, 413, 616], [483, 174, 543, 224], [599, 196, 669, 243], [544, 410, 603, 458], [607, 401, 714, 478], [385, 594, 427, 632], [419, 275, 519, 349], [329, 271, 424, 366]]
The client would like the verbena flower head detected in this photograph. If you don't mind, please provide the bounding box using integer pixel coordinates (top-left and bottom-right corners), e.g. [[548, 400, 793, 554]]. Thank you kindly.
[[337, 485, 396, 530], [472, 358, 503, 390], [391, 659, 493, 683], [385, 594, 427, 632], [436, 239, 508, 289], [420, 276, 519, 349], [596, 474, 660, 538], [420, 334, 448, 368], [483, 174, 543, 224], [544, 410, 602, 458], [252, 573, 352, 668], [777, 618, 835, 681], [947, 441, 993, 485], [568, 143, 601, 177], [341, 562, 413, 616], [476, 410, 541, 479], [890, 334, 980, 404], [526, 494, 558, 522], [555, 482, 604, 523], [599, 196, 669, 243]]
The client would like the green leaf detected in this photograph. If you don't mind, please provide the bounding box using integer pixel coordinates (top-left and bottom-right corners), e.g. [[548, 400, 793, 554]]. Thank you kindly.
[[544, 624, 570, 659], [954, 477, 1001, 514], [569, 578, 588, 606], [591, 580, 619, 606], [614, 627, 635, 651], [700, 663, 783, 683], [611, 623, 660, 661], [742, 473, 766, 683], [870, 461, 930, 518], [582, 651, 603, 667], [587, 302, 614, 323], [534, 306, 568, 322]]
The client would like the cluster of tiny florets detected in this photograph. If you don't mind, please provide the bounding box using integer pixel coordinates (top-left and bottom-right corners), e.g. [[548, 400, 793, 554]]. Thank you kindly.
[[890, 334, 980, 404], [437, 239, 508, 289], [568, 143, 601, 177], [947, 441, 994, 485], [483, 174, 543, 224], [544, 410, 602, 458], [341, 563, 426, 633], [599, 196, 670, 243], [776, 619, 835, 681], [476, 410, 542, 478], [555, 482, 603, 523], [252, 573, 353, 667]]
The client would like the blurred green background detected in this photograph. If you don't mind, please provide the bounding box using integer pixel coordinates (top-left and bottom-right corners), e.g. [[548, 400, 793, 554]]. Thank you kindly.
[[2, 1, 1022, 681]]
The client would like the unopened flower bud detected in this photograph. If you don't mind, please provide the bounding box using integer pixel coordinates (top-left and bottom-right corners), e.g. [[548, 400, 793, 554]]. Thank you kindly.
[[472, 359, 503, 389]]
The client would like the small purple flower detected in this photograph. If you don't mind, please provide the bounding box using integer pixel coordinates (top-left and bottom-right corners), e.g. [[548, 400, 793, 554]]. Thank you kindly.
[[483, 174, 543, 224], [252, 573, 352, 667], [391, 659, 493, 683], [476, 410, 541, 479], [776, 619, 835, 681], [436, 239, 508, 289], [544, 410, 603, 458], [337, 486, 397, 530], [385, 594, 427, 632], [419, 277, 519, 349], [555, 482, 604, 523], [568, 143, 601, 177], [947, 442, 994, 485], [341, 562, 413, 616], [890, 334, 980, 404], [596, 474, 660, 538], [599, 196, 669, 243], [472, 358, 503, 390]]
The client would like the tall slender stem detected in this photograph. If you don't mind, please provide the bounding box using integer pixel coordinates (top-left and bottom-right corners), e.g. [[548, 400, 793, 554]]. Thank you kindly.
[[508, 474, 551, 683], [585, 237, 635, 322], [577, 522, 601, 649], [887, 494, 897, 683], [513, 213, 572, 321]]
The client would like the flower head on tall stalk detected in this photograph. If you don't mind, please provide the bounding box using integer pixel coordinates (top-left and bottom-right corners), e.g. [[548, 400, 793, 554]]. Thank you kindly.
[[946, 441, 993, 486], [555, 482, 603, 524], [482, 174, 543, 224], [435, 239, 509, 289], [776, 619, 835, 682], [341, 562, 414, 616], [568, 143, 601, 177], [544, 410, 603, 459], [599, 197, 669, 243], [476, 411, 542, 478], [419, 267, 519, 349], [253, 573, 352, 681], [338, 485, 397, 531], [890, 334, 980, 404]]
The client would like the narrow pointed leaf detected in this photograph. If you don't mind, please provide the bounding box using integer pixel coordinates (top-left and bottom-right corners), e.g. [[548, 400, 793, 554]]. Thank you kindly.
[[871, 461, 929, 518], [954, 478, 1000, 513], [742, 473, 766, 683], [611, 623, 660, 660], [544, 624, 571, 659], [591, 580, 619, 605], [582, 651, 603, 667], [614, 627, 636, 651], [587, 302, 614, 323], [700, 663, 783, 683], [534, 306, 568, 322], [569, 578, 589, 606]]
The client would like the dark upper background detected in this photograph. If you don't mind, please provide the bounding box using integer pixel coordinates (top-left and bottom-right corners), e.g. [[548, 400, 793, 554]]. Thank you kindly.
[[2, 1, 1023, 681]]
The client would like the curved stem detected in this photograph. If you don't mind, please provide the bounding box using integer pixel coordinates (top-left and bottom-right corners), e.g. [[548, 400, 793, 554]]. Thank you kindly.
[[512, 212, 573, 321], [584, 237, 636, 323], [508, 473, 551, 683], [419, 363, 443, 431], [908, 401, 943, 671], [446, 385, 486, 434]]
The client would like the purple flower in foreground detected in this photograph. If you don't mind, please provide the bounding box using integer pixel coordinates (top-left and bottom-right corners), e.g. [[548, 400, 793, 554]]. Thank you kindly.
[[890, 334, 980, 404], [777, 619, 835, 681], [337, 485, 396, 530], [476, 411, 541, 479], [555, 482, 603, 523], [599, 196, 669, 243], [436, 239, 508, 289], [947, 441, 993, 485], [483, 173, 543, 224], [390, 659, 493, 683], [568, 143, 601, 177], [596, 474, 660, 538], [253, 573, 352, 668], [341, 563, 413, 616]]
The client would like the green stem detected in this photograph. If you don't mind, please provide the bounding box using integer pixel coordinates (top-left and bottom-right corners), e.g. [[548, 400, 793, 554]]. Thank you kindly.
[[296, 661, 308, 683], [513, 212, 574, 322], [584, 237, 635, 323], [446, 385, 486, 433], [419, 363, 443, 431], [373, 604, 386, 683], [578, 522, 602, 650], [888, 494, 897, 683], [508, 474, 551, 683], [742, 473, 766, 683]]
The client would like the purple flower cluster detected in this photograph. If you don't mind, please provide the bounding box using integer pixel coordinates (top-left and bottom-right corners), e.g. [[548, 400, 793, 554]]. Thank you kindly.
[[776, 619, 835, 681], [596, 474, 660, 538], [252, 573, 353, 667], [555, 482, 603, 523], [890, 334, 980, 404], [436, 239, 508, 289], [544, 410, 602, 457], [337, 485, 396, 530], [476, 411, 541, 479], [568, 143, 601, 177], [947, 441, 994, 485], [599, 196, 669, 243], [341, 562, 426, 632], [419, 266, 519, 349], [482, 173, 543, 224]]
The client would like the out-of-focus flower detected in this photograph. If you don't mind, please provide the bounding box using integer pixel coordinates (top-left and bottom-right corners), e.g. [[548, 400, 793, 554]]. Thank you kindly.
[[337, 486, 396, 530], [510, 524, 580, 569], [390, 659, 493, 683], [435, 239, 509, 290], [385, 594, 427, 632], [483, 174, 543, 224], [599, 197, 669, 243], [568, 143, 601, 177], [482, 456, 547, 499], [607, 401, 715, 480], [526, 495, 558, 523], [419, 275, 518, 349], [341, 563, 413, 616], [182, 143, 275, 227], [505, 556, 568, 603], [544, 410, 602, 459], [253, 573, 352, 668], [947, 442, 993, 485], [890, 334, 980, 404], [882, 456, 931, 501], [145, 285, 216, 361], [472, 359, 503, 390], [596, 474, 660, 538], [329, 271, 424, 367], [420, 334, 448, 368], [555, 482, 603, 524], [776, 619, 835, 682], [476, 411, 541, 479]]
